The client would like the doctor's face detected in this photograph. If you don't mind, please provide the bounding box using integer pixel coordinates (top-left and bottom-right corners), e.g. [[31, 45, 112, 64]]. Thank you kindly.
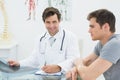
[[44, 14, 60, 36]]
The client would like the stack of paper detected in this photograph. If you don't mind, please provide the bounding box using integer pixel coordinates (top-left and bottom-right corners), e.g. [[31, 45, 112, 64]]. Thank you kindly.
[[35, 70, 62, 76]]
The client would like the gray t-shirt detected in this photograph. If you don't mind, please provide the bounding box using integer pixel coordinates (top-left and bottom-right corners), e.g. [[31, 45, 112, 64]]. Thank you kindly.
[[94, 34, 120, 80]]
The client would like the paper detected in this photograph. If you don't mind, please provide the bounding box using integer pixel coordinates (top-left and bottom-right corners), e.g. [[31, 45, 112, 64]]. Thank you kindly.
[[35, 70, 62, 76], [0, 58, 8, 65]]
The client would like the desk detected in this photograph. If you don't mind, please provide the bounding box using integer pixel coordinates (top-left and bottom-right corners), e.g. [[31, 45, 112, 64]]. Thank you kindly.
[[0, 67, 66, 80]]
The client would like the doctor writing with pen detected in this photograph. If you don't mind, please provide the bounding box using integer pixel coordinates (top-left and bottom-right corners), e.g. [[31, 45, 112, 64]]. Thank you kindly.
[[8, 7, 80, 73]]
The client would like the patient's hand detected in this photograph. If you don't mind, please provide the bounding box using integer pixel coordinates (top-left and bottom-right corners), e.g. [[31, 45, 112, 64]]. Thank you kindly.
[[41, 64, 61, 73], [66, 67, 78, 80]]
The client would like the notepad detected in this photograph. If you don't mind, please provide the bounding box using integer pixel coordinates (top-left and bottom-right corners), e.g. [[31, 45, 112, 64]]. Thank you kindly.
[[35, 70, 62, 76]]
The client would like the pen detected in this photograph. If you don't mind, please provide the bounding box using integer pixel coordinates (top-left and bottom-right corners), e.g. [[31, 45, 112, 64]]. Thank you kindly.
[[44, 61, 46, 66]]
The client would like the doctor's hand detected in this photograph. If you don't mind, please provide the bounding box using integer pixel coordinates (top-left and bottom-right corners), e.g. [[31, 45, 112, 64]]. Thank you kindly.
[[66, 67, 78, 80], [8, 60, 20, 67], [41, 64, 61, 73]]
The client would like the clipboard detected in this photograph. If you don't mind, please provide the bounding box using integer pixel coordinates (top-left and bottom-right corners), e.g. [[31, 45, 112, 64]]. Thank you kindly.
[[35, 70, 62, 76], [35, 70, 63, 80]]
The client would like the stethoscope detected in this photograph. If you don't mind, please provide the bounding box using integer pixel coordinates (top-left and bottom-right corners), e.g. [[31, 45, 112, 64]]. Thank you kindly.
[[39, 30, 65, 65], [40, 30, 65, 51]]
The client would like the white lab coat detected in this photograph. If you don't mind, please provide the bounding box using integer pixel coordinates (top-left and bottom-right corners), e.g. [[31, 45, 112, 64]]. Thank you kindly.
[[20, 28, 80, 72]]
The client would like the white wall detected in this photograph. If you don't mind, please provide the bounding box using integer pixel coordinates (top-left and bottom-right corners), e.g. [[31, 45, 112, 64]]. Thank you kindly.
[[5, 0, 48, 59], [71, 0, 120, 57], [3, 0, 120, 59]]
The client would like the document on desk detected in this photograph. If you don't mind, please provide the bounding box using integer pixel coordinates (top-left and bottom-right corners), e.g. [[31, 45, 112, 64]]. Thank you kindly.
[[35, 70, 62, 76]]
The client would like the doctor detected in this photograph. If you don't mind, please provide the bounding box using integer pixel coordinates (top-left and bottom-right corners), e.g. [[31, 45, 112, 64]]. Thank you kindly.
[[8, 7, 80, 73]]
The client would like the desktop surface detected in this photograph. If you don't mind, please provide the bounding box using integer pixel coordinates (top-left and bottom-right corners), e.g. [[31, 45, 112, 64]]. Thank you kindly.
[[0, 66, 66, 80]]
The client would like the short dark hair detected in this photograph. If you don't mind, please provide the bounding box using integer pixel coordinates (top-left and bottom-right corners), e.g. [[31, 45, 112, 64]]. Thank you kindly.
[[42, 7, 61, 22], [87, 9, 116, 33]]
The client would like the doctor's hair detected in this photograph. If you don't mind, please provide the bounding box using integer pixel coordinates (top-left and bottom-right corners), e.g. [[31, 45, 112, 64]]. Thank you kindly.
[[87, 9, 116, 33], [42, 7, 61, 22]]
